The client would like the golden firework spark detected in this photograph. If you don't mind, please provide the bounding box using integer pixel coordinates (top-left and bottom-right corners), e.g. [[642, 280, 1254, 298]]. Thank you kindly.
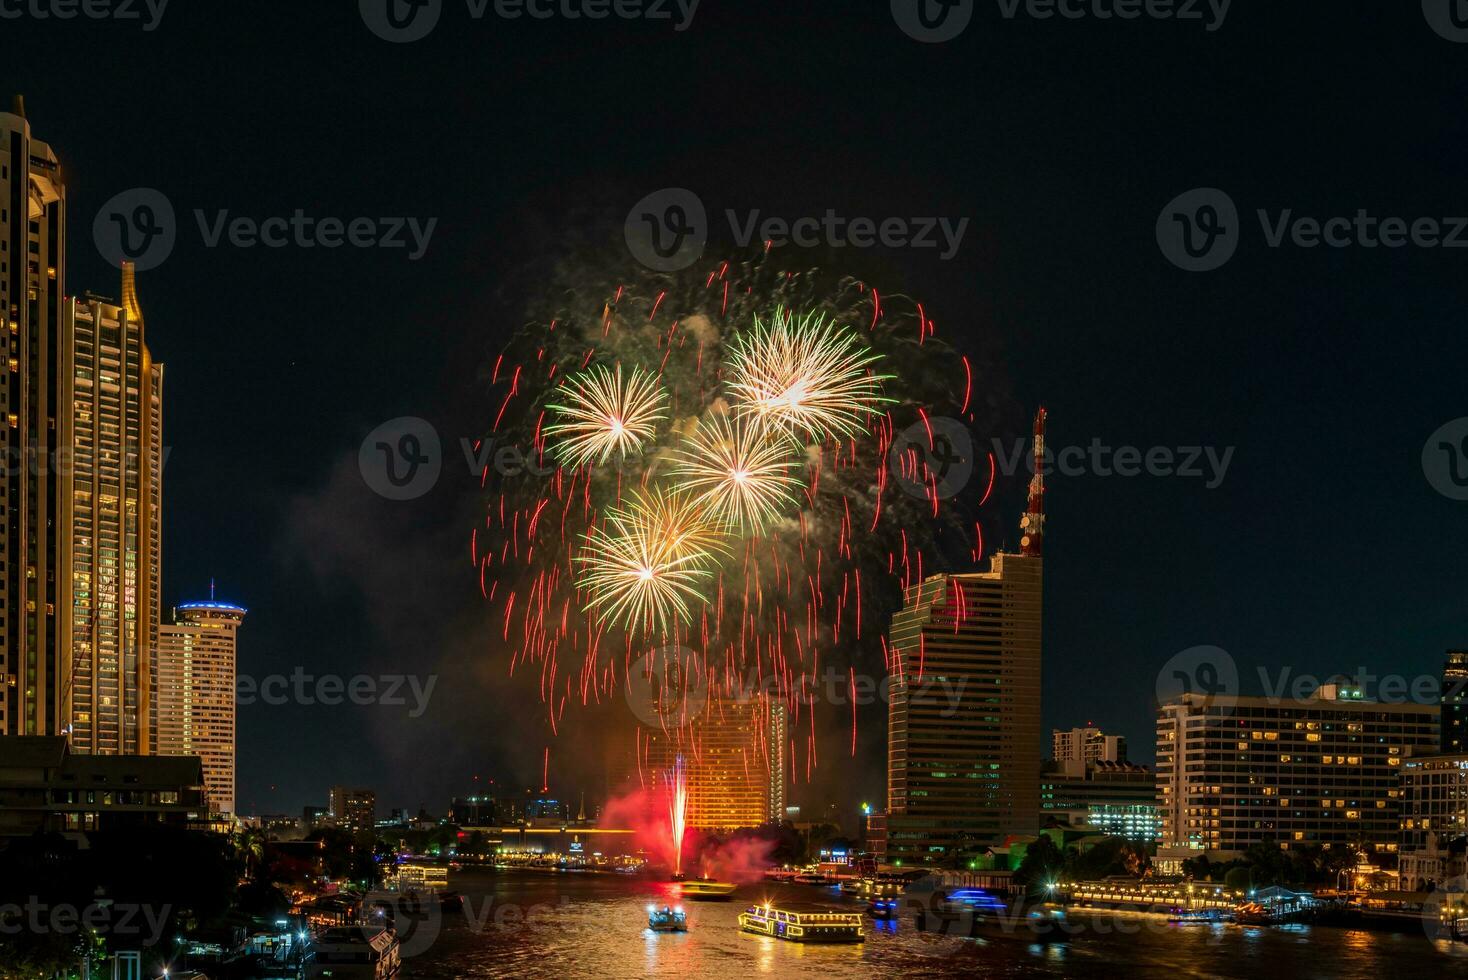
[[670, 413, 805, 532], [544, 363, 668, 467], [725, 309, 893, 442], [575, 487, 726, 634]]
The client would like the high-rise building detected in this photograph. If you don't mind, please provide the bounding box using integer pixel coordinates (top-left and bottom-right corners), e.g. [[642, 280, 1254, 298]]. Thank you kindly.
[[1156, 683, 1439, 855], [1442, 650, 1468, 754], [61, 266, 163, 756], [156, 595, 244, 814], [885, 410, 1046, 866], [329, 786, 376, 834], [635, 698, 787, 831], [0, 98, 67, 742], [1053, 726, 1127, 765]]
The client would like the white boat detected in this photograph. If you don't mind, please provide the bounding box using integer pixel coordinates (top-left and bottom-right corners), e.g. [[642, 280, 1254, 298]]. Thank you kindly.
[[306, 925, 401, 979]]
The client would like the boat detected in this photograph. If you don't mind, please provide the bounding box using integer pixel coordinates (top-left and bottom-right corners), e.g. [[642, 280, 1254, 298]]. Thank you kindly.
[[793, 873, 832, 885], [739, 902, 865, 943], [866, 898, 899, 919], [681, 878, 737, 900], [305, 925, 401, 979], [647, 905, 688, 932], [1167, 907, 1224, 925]]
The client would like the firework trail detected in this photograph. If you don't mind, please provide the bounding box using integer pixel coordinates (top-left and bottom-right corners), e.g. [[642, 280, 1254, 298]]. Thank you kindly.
[[475, 251, 995, 790], [669, 755, 688, 876]]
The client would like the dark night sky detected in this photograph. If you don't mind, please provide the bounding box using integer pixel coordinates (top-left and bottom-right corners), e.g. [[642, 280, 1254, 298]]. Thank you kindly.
[[7, 4, 1467, 820]]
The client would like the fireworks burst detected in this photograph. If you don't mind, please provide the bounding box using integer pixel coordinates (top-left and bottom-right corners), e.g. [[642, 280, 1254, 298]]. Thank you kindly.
[[544, 363, 668, 467], [575, 487, 725, 636], [670, 413, 805, 532], [725, 308, 894, 442]]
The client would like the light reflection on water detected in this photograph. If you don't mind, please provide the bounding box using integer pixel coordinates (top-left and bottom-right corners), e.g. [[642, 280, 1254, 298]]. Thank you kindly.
[[404, 871, 1468, 979]]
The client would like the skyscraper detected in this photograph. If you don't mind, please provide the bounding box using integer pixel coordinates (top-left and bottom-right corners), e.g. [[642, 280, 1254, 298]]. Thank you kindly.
[[884, 409, 1046, 864], [0, 98, 67, 741], [156, 595, 244, 814], [60, 264, 163, 755], [329, 786, 377, 835], [1442, 650, 1467, 754]]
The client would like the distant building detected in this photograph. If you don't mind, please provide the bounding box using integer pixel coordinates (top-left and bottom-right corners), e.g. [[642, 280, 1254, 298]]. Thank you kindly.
[[1040, 758, 1158, 842], [0, 735, 203, 837], [1052, 726, 1127, 765], [1398, 752, 1468, 890], [449, 797, 498, 826], [1156, 682, 1439, 855], [1442, 651, 1468, 754], [156, 595, 245, 815], [302, 804, 327, 830], [329, 786, 376, 834]]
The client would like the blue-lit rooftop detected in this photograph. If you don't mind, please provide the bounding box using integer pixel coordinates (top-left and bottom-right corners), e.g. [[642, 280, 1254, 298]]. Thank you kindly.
[[178, 600, 248, 614]]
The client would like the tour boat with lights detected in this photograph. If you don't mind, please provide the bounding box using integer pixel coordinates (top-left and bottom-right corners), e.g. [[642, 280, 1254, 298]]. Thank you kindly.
[[681, 878, 737, 900], [866, 897, 899, 919], [739, 902, 865, 943], [647, 905, 688, 932]]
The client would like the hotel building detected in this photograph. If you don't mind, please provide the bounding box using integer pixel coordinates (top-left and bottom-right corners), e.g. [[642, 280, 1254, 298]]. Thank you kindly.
[[1053, 726, 1127, 765], [885, 410, 1046, 865], [1398, 753, 1468, 890], [329, 786, 377, 834], [156, 597, 244, 814], [0, 98, 67, 742], [61, 266, 163, 756], [1156, 683, 1439, 855]]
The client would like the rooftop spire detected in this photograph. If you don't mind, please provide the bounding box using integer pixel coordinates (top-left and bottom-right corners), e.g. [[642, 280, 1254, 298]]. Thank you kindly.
[[1020, 407, 1046, 557], [120, 261, 144, 328]]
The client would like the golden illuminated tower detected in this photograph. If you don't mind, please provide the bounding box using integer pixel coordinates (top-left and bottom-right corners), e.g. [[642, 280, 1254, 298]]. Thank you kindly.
[[0, 97, 67, 740], [59, 262, 164, 754]]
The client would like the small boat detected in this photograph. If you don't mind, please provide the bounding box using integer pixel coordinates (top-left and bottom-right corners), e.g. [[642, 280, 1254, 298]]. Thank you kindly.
[[306, 925, 401, 979], [681, 878, 737, 900], [1167, 907, 1223, 925], [647, 905, 688, 932], [670, 872, 687, 882], [739, 902, 865, 943], [793, 873, 832, 885], [866, 898, 899, 919]]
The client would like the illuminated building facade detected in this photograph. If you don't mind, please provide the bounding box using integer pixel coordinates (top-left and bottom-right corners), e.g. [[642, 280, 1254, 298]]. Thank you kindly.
[[1040, 758, 1158, 842], [1399, 752, 1468, 890], [1052, 726, 1127, 765], [0, 99, 66, 742], [1442, 650, 1468, 754], [884, 553, 1045, 863], [156, 598, 243, 814], [1156, 684, 1439, 855], [61, 266, 163, 756], [638, 698, 787, 831], [328, 785, 377, 834]]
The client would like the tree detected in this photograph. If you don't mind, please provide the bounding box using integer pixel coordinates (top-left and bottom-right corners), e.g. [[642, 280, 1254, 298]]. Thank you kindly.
[[1014, 835, 1066, 895]]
